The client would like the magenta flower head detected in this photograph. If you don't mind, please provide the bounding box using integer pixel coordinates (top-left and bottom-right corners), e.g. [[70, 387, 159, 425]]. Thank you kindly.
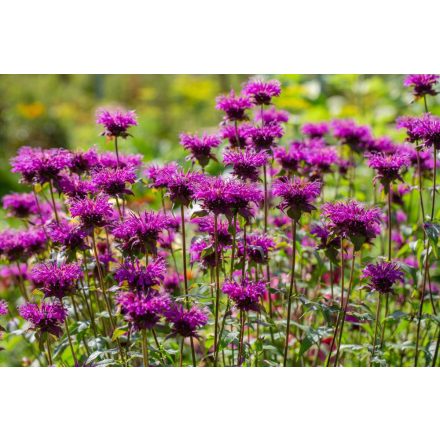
[[47, 220, 88, 252], [0, 300, 8, 316], [192, 215, 235, 246], [0, 228, 46, 261], [255, 107, 289, 125], [417, 113, 440, 149], [31, 261, 83, 299], [367, 152, 411, 188], [222, 278, 266, 312], [238, 233, 275, 264], [11, 147, 72, 185], [322, 200, 382, 250], [145, 162, 179, 189], [404, 74, 439, 99], [220, 123, 252, 149], [56, 174, 97, 199], [112, 211, 171, 256], [331, 120, 372, 153], [246, 124, 284, 152], [96, 109, 138, 138], [310, 222, 341, 250], [2, 193, 39, 218], [92, 167, 136, 197], [216, 90, 252, 122], [396, 116, 425, 145], [272, 176, 321, 221], [223, 148, 268, 182], [116, 291, 169, 331], [362, 260, 404, 294], [180, 133, 220, 168], [301, 122, 330, 139], [69, 195, 113, 231], [69, 148, 99, 175], [165, 303, 208, 339], [368, 137, 397, 154], [166, 169, 206, 207], [190, 238, 222, 269], [97, 151, 143, 170], [305, 146, 339, 177], [114, 257, 166, 293], [274, 142, 306, 172], [19, 301, 67, 337], [243, 79, 281, 105]]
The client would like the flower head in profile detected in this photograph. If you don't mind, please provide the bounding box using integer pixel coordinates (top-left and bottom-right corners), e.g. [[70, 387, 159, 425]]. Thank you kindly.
[[223, 148, 268, 182], [322, 200, 382, 250], [274, 142, 306, 172], [47, 220, 88, 252], [216, 90, 252, 122], [255, 107, 289, 125], [404, 74, 439, 99], [112, 211, 172, 256], [180, 133, 220, 168], [305, 146, 339, 176], [192, 215, 235, 247], [243, 79, 281, 105], [246, 124, 284, 152], [2, 193, 39, 218], [310, 222, 341, 250], [332, 120, 372, 153], [362, 260, 404, 294], [220, 123, 252, 149], [396, 116, 425, 144], [0, 300, 8, 316], [96, 109, 138, 138], [0, 228, 46, 261], [69, 148, 99, 174], [238, 233, 275, 264], [301, 122, 329, 139], [166, 169, 206, 206], [222, 278, 266, 312], [31, 261, 83, 299], [367, 137, 397, 154], [114, 257, 166, 293], [97, 151, 143, 170], [11, 147, 72, 185], [417, 113, 440, 149], [116, 291, 170, 331], [272, 176, 321, 221], [190, 238, 223, 269], [92, 167, 136, 197], [367, 152, 410, 188], [19, 301, 67, 337], [56, 174, 97, 199], [145, 162, 179, 189], [165, 303, 208, 338], [69, 195, 113, 231]]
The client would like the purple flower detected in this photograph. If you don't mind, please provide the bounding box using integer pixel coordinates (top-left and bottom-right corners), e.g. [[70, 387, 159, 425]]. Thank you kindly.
[[274, 142, 306, 172], [97, 151, 143, 170], [145, 162, 179, 189], [396, 116, 425, 144], [246, 124, 284, 152], [243, 79, 281, 105], [56, 174, 97, 199], [220, 123, 252, 149], [404, 74, 439, 99], [116, 291, 169, 331], [165, 303, 208, 338], [166, 169, 206, 206], [180, 133, 220, 168], [305, 146, 339, 176], [367, 137, 397, 154], [0, 300, 8, 316], [69, 195, 113, 230], [255, 107, 289, 125], [216, 90, 252, 122], [112, 211, 172, 256], [237, 233, 275, 264], [0, 228, 46, 261], [332, 120, 372, 153], [47, 220, 88, 251], [310, 222, 341, 250], [362, 261, 404, 294], [2, 193, 39, 218], [367, 152, 411, 187], [92, 167, 136, 197], [190, 238, 222, 269], [19, 301, 67, 337], [301, 122, 329, 139], [417, 113, 440, 149], [194, 177, 263, 219], [163, 272, 180, 294], [223, 148, 268, 181], [192, 215, 236, 247], [322, 200, 382, 249], [114, 257, 166, 292], [222, 278, 266, 312], [69, 148, 99, 174], [96, 109, 138, 138], [31, 261, 83, 299], [272, 176, 321, 221], [11, 147, 72, 185]]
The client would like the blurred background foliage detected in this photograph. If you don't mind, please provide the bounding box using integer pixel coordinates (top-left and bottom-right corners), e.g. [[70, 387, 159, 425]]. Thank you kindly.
[[0, 74, 436, 196]]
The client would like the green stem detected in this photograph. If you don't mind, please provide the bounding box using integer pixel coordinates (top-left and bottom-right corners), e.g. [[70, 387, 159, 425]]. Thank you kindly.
[[142, 329, 149, 367]]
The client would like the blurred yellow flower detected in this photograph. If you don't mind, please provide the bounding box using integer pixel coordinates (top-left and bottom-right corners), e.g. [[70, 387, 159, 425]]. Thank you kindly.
[[17, 102, 45, 119]]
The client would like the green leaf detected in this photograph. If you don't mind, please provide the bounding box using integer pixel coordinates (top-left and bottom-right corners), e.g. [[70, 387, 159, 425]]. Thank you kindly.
[[111, 328, 126, 341], [425, 222, 440, 259], [191, 210, 208, 219]]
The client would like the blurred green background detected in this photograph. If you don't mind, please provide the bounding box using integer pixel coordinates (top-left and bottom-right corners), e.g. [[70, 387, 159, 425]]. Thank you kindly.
[[0, 74, 434, 196]]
